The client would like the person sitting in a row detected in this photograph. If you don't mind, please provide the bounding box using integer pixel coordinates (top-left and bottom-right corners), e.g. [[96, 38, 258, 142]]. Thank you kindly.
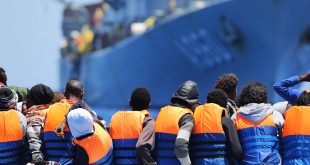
[[232, 81, 284, 165], [0, 87, 30, 164], [1, 71, 309, 165], [109, 88, 156, 165], [66, 108, 113, 165]]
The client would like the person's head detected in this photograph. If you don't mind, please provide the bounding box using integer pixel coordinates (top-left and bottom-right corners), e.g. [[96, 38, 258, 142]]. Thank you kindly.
[[215, 73, 239, 101], [0, 87, 18, 110], [0, 67, 7, 86], [52, 92, 66, 104], [130, 87, 151, 111], [67, 108, 94, 138], [238, 81, 268, 107], [171, 80, 199, 110], [207, 89, 229, 108], [26, 84, 54, 108], [64, 80, 84, 101], [102, 2, 110, 11], [295, 90, 310, 106]]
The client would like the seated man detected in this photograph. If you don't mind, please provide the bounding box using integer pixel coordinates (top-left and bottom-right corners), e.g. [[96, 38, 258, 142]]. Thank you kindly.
[[26, 84, 55, 165], [66, 108, 113, 165], [155, 80, 198, 165], [191, 89, 241, 165], [109, 87, 156, 165], [232, 81, 283, 164], [0, 87, 30, 164], [44, 80, 98, 163], [281, 91, 310, 164], [214, 73, 239, 117]]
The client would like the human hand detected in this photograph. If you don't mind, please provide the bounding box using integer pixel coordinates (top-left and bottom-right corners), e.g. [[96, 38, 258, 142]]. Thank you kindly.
[[299, 72, 310, 82]]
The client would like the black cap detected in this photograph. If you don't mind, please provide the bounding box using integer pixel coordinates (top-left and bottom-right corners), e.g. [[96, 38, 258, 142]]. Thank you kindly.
[[28, 84, 54, 105]]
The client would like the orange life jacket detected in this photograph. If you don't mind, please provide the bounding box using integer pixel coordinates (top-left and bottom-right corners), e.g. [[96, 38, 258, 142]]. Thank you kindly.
[[282, 106, 310, 165], [155, 106, 193, 165], [191, 103, 228, 165], [0, 110, 23, 164], [43, 99, 76, 161], [109, 110, 150, 164], [74, 122, 113, 165]]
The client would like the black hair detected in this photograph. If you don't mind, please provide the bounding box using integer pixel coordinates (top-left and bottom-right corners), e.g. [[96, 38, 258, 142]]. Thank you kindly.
[[65, 80, 84, 97], [296, 91, 310, 106], [52, 92, 66, 103], [130, 87, 151, 110], [238, 81, 268, 106], [28, 84, 54, 105], [207, 89, 228, 108], [16, 90, 25, 102], [0, 67, 7, 85], [215, 73, 238, 96], [0, 67, 5, 73]]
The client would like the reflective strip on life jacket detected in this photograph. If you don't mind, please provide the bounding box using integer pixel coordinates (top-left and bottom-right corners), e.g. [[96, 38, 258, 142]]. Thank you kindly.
[[74, 123, 113, 165], [155, 106, 193, 165], [0, 110, 23, 164], [191, 103, 228, 164], [44, 131, 74, 161], [236, 113, 280, 164], [282, 106, 310, 165], [113, 139, 139, 165], [0, 140, 23, 165], [109, 110, 150, 164]]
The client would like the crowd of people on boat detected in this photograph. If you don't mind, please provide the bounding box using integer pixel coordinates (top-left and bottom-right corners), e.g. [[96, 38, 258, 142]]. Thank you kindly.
[[60, 0, 179, 59], [0, 66, 309, 165]]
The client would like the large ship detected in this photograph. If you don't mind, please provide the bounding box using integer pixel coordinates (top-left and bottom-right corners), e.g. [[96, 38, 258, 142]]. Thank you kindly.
[[60, 0, 310, 123]]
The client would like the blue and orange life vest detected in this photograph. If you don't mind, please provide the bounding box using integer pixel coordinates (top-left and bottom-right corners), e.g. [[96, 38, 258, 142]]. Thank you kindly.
[[109, 110, 150, 164], [74, 122, 113, 165], [0, 110, 23, 165], [191, 103, 228, 165], [155, 106, 193, 165], [43, 100, 76, 162], [282, 106, 310, 165], [235, 113, 280, 164]]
